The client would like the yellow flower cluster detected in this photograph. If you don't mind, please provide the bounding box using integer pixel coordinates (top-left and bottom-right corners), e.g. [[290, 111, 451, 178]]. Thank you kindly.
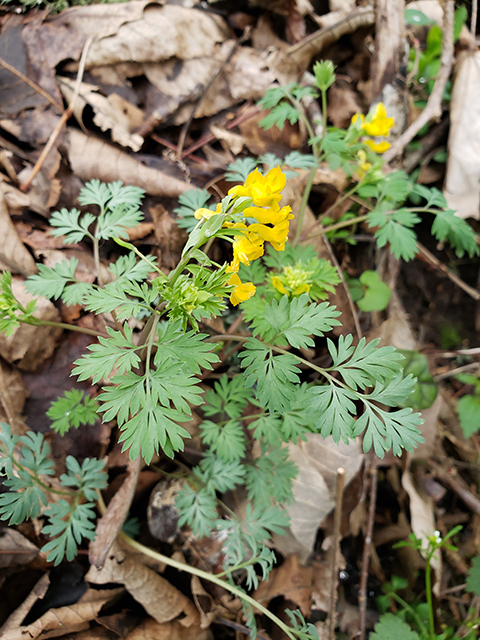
[[226, 168, 293, 305], [193, 167, 292, 306], [352, 103, 394, 153]]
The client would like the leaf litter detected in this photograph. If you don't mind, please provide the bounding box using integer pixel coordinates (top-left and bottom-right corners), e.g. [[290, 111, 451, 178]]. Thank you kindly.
[[0, 0, 479, 639]]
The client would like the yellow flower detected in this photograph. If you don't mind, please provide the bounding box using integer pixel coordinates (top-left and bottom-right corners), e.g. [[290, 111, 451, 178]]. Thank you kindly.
[[228, 272, 256, 306], [249, 219, 290, 252], [365, 139, 391, 154], [230, 224, 264, 272], [362, 103, 394, 138], [228, 167, 287, 208], [271, 276, 288, 295], [194, 203, 221, 220], [356, 149, 372, 180], [244, 204, 294, 226]]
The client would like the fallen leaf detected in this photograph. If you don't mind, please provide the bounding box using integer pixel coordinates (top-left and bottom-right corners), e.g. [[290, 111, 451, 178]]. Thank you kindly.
[[0, 186, 37, 276], [0, 573, 50, 637], [125, 618, 211, 640], [0, 527, 38, 568], [86, 540, 200, 627], [0, 277, 62, 371], [89, 456, 141, 568], [253, 554, 313, 615], [327, 85, 363, 129], [402, 467, 441, 593], [444, 50, 480, 219], [59, 78, 145, 151], [0, 587, 123, 640], [274, 435, 364, 560], [67, 129, 191, 198], [0, 358, 27, 425]]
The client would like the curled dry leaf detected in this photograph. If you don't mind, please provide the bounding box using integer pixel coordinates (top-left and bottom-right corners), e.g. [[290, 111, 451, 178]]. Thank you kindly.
[[402, 468, 441, 593], [67, 129, 191, 198], [274, 435, 363, 561], [253, 554, 313, 615], [0, 358, 27, 425], [89, 456, 140, 568], [0, 527, 38, 568], [0, 587, 123, 640], [0, 573, 50, 637], [125, 618, 212, 640], [59, 78, 145, 151], [0, 186, 37, 277], [86, 540, 200, 627], [0, 277, 62, 371], [444, 51, 480, 219]]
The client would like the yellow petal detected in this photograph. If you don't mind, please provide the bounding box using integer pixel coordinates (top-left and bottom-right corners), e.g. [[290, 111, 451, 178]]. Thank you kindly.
[[364, 139, 391, 153]]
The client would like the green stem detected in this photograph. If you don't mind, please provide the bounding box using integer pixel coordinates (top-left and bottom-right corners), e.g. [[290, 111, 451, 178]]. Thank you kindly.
[[387, 591, 429, 637], [425, 557, 435, 640], [120, 533, 299, 640], [306, 213, 368, 240], [321, 88, 328, 146], [22, 317, 109, 338]]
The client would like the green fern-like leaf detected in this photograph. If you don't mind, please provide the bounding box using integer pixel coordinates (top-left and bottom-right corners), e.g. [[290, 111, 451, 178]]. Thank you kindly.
[[47, 389, 99, 435]]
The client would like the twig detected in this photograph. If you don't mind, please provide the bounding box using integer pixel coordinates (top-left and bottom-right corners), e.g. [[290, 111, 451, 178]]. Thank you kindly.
[[0, 57, 64, 112], [176, 29, 251, 158], [215, 617, 271, 640], [430, 461, 480, 516], [383, 0, 455, 162], [20, 37, 93, 192], [358, 465, 378, 640], [327, 467, 345, 640], [416, 242, 480, 301], [434, 361, 479, 381], [321, 235, 363, 339], [471, 0, 478, 41]]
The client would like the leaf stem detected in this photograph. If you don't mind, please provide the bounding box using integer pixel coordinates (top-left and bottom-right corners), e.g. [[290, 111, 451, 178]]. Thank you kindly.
[[22, 317, 109, 338], [120, 532, 299, 640], [425, 555, 435, 640]]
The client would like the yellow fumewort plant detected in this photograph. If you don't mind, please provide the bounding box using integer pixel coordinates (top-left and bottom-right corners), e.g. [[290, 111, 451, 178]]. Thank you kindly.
[[352, 102, 395, 153], [195, 167, 293, 306]]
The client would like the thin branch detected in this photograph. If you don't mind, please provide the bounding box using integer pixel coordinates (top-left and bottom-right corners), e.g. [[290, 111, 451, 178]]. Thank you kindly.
[[327, 467, 345, 640], [20, 37, 93, 192], [321, 235, 363, 339], [416, 242, 480, 301], [0, 57, 64, 112], [383, 0, 455, 162], [358, 465, 378, 640]]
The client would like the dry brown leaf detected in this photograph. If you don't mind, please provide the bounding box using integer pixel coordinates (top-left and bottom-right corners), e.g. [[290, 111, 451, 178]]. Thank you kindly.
[[86, 540, 200, 627], [1, 587, 123, 640], [274, 435, 363, 560], [402, 468, 441, 592], [0, 357, 27, 425], [59, 78, 144, 151], [0, 573, 50, 637], [253, 554, 313, 615], [147, 479, 184, 543], [327, 85, 363, 129], [0, 277, 62, 371], [125, 618, 211, 640], [0, 186, 37, 276], [190, 576, 216, 629], [0, 527, 38, 568], [67, 129, 191, 198], [89, 456, 140, 568], [444, 51, 480, 219]]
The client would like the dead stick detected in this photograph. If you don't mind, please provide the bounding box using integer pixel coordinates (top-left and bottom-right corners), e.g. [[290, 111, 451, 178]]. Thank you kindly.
[[321, 235, 363, 340], [0, 57, 64, 112], [383, 0, 454, 162], [358, 466, 378, 640], [416, 242, 480, 301], [327, 467, 345, 640], [430, 461, 480, 516], [20, 37, 93, 193]]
